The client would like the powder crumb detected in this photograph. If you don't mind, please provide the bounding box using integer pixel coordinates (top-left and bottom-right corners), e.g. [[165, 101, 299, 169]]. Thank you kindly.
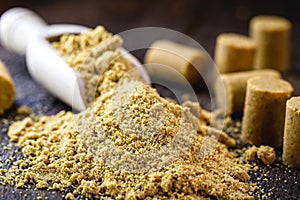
[[234, 169, 251, 182], [36, 180, 49, 189], [76, 180, 100, 198], [182, 100, 202, 119], [16, 105, 32, 115], [243, 145, 276, 165], [224, 115, 233, 125], [257, 145, 276, 165], [52, 183, 64, 191], [200, 125, 236, 147], [253, 166, 259, 171], [65, 193, 76, 200], [245, 146, 258, 161], [16, 182, 25, 188]]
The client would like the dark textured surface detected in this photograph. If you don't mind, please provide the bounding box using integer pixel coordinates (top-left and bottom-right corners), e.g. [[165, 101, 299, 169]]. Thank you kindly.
[[0, 49, 70, 200], [0, 0, 300, 199]]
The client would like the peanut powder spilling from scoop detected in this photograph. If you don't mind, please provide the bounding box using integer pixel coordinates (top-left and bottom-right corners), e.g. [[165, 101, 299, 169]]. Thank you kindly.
[[51, 26, 140, 105], [51, 26, 112, 71], [2, 79, 256, 199]]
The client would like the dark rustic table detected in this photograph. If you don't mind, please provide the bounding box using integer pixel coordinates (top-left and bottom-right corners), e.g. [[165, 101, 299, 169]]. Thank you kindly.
[[0, 0, 300, 199]]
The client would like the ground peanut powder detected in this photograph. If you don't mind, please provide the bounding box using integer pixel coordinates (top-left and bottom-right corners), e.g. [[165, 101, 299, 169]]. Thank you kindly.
[[1, 78, 256, 199], [0, 27, 257, 199]]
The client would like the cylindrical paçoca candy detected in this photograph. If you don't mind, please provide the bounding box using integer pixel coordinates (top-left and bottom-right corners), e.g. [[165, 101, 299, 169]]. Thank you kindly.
[[144, 40, 209, 86], [283, 97, 300, 168], [214, 33, 256, 73], [241, 76, 293, 146], [214, 69, 281, 115], [249, 15, 291, 72], [0, 61, 15, 114]]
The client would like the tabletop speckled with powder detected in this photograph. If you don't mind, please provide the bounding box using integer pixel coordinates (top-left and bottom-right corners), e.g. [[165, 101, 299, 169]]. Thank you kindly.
[[1, 29, 299, 199], [0, 1, 300, 199]]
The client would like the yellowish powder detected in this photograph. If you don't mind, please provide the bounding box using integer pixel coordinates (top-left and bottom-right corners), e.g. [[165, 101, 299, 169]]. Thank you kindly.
[[244, 145, 276, 165], [0, 26, 258, 199], [2, 79, 256, 199]]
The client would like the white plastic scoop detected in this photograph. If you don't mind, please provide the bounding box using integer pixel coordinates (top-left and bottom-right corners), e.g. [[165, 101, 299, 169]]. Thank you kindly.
[[0, 7, 150, 111]]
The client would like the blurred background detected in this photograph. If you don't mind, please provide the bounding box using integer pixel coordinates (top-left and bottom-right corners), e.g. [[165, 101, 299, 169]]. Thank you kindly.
[[1, 0, 300, 70]]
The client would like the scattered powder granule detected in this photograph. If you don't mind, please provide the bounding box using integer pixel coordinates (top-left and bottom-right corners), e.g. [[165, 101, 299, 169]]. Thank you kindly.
[[52, 183, 64, 191], [16, 105, 33, 115], [200, 125, 236, 148], [257, 145, 276, 165], [3, 79, 257, 199], [36, 180, 49, 189], [244, 145, 276, 165], [182, 100, 202, 119], [244, 146, 259, 161], [65, 193, 75, 200]]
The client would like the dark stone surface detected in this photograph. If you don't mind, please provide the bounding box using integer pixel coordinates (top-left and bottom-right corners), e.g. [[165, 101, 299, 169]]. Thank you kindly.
[[0, 1, 300, 199]]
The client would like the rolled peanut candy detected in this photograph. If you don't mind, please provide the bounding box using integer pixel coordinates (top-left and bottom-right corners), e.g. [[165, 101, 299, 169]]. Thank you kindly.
[[214, 69, 281, 115], [249, 15, 291, 72], [0, 61, 15, 114], [144, 40, 209, 86], [214, 33, 256, 73], [283, 97, 300, 168], [241, 76, 293, 146]]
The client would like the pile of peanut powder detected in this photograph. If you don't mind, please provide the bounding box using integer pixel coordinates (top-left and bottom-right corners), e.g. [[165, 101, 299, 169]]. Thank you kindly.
[[0, 26, 269, 199]]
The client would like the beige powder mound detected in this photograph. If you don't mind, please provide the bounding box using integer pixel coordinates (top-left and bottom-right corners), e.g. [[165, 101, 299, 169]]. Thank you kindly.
[[244, 145, 276, 165], [2, 79, 255, 199]]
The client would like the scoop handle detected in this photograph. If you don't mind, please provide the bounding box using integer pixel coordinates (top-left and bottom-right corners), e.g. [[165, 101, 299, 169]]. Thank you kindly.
[[0, 7, 47, 55]]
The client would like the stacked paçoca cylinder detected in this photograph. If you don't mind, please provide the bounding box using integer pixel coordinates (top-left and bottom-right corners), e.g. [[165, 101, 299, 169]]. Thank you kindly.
[[0, 61, 15, 114], [214, 15, 299, 168]]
